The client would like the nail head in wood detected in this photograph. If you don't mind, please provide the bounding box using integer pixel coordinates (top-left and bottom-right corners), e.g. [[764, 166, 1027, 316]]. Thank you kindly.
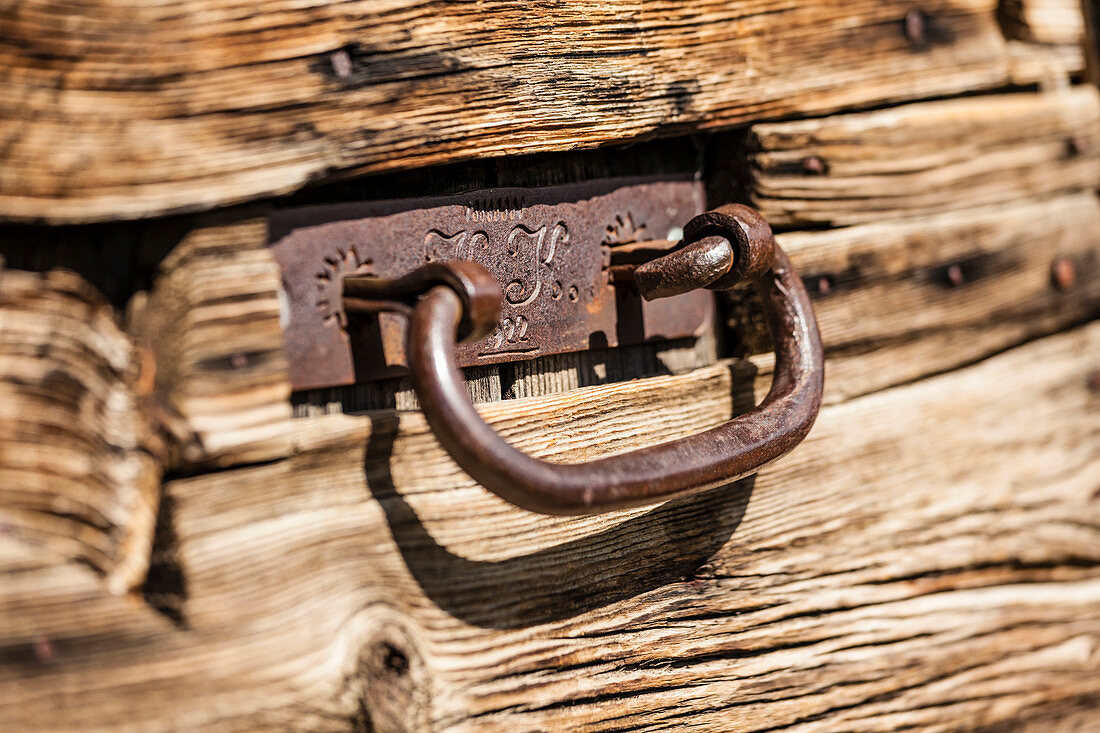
[[1051, 256, 1077, 291], [801, 155, 828, 175], [905, 9, 928, 48]]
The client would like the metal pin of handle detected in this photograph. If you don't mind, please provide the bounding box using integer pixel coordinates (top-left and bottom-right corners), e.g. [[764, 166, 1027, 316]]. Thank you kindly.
[[345, 204, 824, 515]]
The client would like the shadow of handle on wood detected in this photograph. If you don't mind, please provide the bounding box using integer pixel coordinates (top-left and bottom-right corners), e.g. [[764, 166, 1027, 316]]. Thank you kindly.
[[405, 204, 825, 515]]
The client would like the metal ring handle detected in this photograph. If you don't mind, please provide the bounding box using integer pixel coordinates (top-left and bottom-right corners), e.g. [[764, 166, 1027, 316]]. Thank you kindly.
[[403, 205, 824, 515]]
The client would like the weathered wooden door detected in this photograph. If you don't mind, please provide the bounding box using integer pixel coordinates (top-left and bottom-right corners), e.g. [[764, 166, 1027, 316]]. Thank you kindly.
[[2, 1, 1098, 730]]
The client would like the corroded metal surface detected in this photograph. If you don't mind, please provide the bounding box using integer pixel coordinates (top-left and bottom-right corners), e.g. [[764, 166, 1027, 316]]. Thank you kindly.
[[269, 177, 712, 390], [383, 204, 824, 515]]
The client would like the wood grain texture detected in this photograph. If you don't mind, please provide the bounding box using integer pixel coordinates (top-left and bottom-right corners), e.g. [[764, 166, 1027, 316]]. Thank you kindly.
[[2, 321, 1096, 731], [126, 208, 293, 469], [756, 191, 1100, 403], [748, 87, 1100, 227], [0, 0, 1085, 224], [292, 335, 719, 416], [0, 267, 160, 595], [1000, 0, 1086, 43]]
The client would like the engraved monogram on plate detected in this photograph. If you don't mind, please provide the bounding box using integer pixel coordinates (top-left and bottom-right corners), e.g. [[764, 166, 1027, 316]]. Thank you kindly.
[[421, 221, 575, 354]]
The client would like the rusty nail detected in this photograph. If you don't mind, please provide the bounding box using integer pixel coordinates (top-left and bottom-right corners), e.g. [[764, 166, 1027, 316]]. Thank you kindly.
[[1087, 370, 1100, 393], [33, 636, 56, 664], [801, 155, 828, 175], [1051, 256, 1076, 291], [905, 9, 927, 47], [946, 264, 964, 287], [230, 353, 249, 369], [817, 276, 833, 296], [330, 49, 353, 79]]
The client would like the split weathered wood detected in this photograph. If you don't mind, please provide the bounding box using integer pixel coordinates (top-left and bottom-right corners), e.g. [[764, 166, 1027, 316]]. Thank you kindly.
[[748, 88, 1100, 227], [126, 208, 293, 469], [2, 321, 1096, 731], [0, 0, 1084, 224], [0, 267, 160, 594]]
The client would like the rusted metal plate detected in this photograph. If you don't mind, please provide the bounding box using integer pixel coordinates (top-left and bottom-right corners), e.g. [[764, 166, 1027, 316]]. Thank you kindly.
[[269, 176, 714, 391]]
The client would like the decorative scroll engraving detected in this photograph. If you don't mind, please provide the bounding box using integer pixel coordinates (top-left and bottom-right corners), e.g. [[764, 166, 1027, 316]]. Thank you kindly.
[[603, 211, 648, 245], [314, 246, 371, 327]]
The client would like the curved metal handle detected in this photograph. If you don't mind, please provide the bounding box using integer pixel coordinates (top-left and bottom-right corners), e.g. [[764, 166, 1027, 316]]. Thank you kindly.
[[350, 205, 824, 515]]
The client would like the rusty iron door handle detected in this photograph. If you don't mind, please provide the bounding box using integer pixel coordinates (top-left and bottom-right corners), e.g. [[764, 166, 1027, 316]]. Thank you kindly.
[[345, 205, 824, 515]]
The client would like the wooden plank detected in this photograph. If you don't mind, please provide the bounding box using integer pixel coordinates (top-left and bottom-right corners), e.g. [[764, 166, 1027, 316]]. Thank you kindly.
[[0, 0, 1084, 224], [753, 192, 1100, 403], [0, 268, 161, 594], [748, 88, 1100, 227], [1000, 0, 1086, 43], [0, 536, 176, 666], [127, 208, 293, 468], [2, 322, 1097, 730]]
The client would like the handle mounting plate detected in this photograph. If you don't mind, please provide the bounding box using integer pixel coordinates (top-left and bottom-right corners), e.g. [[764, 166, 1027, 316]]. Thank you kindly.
[[270, 176, 714, 391]]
